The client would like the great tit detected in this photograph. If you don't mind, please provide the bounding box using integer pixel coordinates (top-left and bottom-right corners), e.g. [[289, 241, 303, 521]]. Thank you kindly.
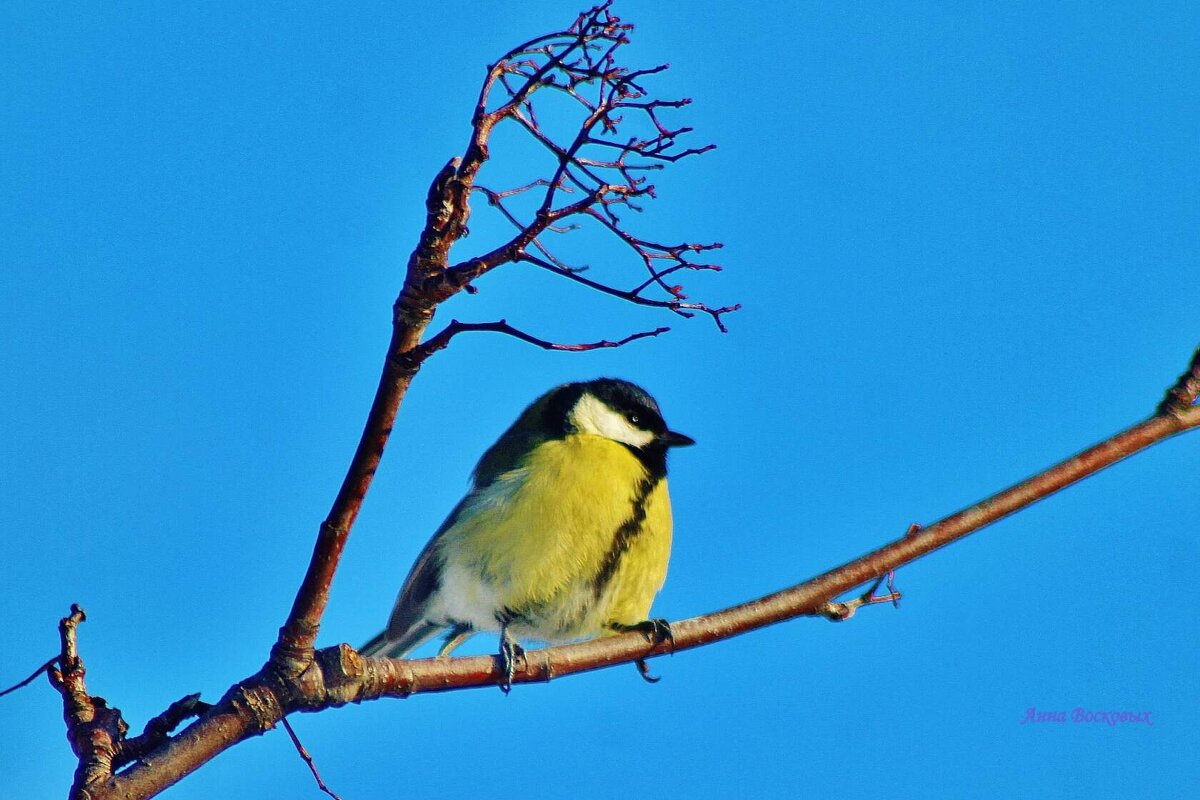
[[361, 378, 693, 689]]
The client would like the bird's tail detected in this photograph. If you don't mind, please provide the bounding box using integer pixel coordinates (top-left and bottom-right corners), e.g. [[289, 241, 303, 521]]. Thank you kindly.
[[359, 622, 442, 659]]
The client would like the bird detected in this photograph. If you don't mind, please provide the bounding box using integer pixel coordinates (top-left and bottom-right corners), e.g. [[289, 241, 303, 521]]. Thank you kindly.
[[360, 377, 694, 691]]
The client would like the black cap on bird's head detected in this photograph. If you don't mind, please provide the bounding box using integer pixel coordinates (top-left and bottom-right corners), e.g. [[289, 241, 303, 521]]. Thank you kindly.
[[543, 377, 694, 476]]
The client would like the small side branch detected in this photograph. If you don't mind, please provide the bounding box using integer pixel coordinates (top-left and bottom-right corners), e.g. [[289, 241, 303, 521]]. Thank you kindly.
[[424, 2, 733, 325], [281, 718, 343, 800], [413, 318, 669, 365], [115, 694, 211, 771], [1157, 345, 1200, 415], [519, 252, 740, 331], [0, 655, 57, 699], [39, 605, 210, 797]]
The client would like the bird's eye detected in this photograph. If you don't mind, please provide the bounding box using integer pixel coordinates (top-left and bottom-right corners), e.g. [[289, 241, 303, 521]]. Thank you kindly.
[[627, 413, 641, 425]]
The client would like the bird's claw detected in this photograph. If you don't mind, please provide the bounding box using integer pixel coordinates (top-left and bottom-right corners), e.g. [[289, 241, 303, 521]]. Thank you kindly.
[[634, 658, 661, 684], [611, 618, 673, 684], [497, 634, 524, 695], [614, 618, 674, 650], [641, 618, 674, 650]]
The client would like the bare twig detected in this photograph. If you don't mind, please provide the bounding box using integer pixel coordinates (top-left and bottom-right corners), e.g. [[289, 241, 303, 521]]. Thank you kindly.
[[519, 252, 740, 331], [1157, 345, 1200, 415], [429, 0, 731, 323], [0, 656, 57, 699], [412, 318, 670, 365], [473, 183, 585, 272], [281, 718, 343, 800]]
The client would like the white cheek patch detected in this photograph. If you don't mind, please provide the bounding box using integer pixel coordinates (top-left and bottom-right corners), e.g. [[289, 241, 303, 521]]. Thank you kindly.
[[569, 393, 656, 448]]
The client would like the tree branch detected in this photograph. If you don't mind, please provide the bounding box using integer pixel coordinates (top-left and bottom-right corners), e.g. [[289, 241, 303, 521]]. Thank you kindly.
[[46, 605, 127, 797], [48, 7, 729, 797], [113, 694, 211, 771], [0, 655, 57, 699], [518, 252, 740, 331], [46, 353, 1200, 799], [280, 717, 343, 800], [413, 318, 670, 364], [331, 400, 1200, 698]]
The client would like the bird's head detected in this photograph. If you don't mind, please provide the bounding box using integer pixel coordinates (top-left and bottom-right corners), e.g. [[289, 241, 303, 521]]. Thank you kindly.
[[474, 378, 694, 487], [541, 378, 694, 479]]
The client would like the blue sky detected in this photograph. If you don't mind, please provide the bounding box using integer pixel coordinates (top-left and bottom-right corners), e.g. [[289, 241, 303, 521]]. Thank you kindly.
[[2, 2, 1197, 798]]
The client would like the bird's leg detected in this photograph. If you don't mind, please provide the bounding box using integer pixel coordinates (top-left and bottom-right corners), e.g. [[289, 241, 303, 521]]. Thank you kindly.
[[496, 623, 524, 694], [608, 619, 674, 684], [438, 624, 473, 657]]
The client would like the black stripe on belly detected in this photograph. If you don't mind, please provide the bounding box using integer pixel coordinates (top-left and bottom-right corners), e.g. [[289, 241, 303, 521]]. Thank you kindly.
[[593, 476, 660, 599]]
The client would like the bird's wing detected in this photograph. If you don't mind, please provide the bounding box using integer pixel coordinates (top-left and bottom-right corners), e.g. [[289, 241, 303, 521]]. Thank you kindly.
[[359, 497, 468, 658]]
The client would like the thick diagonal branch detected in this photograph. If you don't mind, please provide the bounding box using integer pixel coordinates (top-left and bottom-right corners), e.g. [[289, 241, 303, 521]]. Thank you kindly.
[[64, 352, 1200, 800], [334, 402, 1200, 697]]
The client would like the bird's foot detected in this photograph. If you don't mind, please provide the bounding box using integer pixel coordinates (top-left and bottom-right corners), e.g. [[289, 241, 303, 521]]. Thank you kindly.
[[612, 618, 675, 650], [610, 619, 674, 684], [496, 631, 524, 695]]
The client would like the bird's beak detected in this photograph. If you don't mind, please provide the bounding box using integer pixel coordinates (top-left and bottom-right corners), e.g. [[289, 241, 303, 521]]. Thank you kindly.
[[660, 430, 696, 448]]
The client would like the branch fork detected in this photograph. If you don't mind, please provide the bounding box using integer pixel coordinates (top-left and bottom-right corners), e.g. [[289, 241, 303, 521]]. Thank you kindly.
[[39, 606, 207, 797]]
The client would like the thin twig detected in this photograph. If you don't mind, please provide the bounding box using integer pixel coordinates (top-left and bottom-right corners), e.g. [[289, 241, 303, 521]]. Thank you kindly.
[[429, 0, 732, 323], [0, 656, 57, 699], [281, 717, 343, 800], [519, 252, 740, 331], [47, 604, 133, 794], [414, 318, 669, 365]]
